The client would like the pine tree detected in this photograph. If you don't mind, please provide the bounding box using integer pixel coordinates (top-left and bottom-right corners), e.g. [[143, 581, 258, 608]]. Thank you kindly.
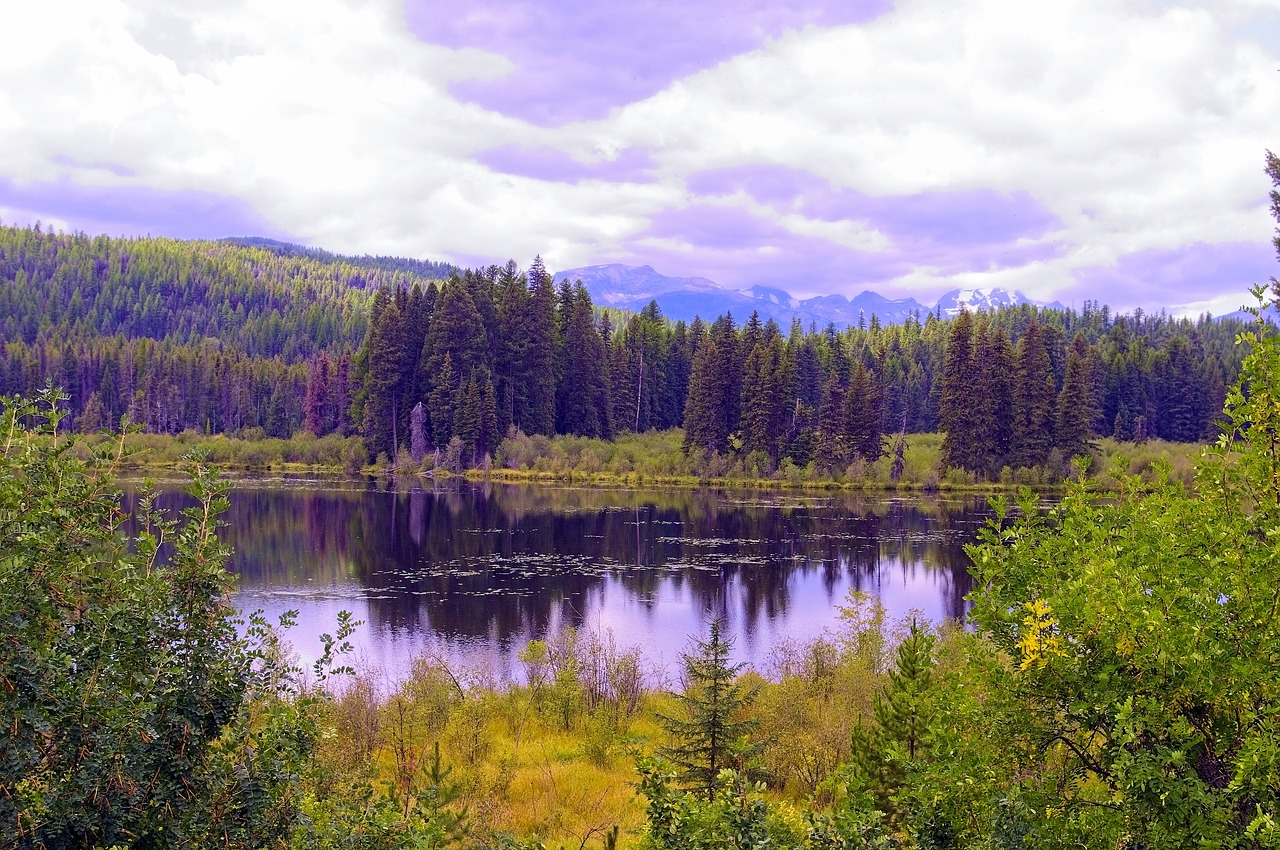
[[365, 291, 407, 457], [682, 334, 725, 454], [1011, 318, 1056, 469], [495, 262, 531, 436], [658, 620, 761, 799], [427, 353, 456, 447], [478, 368, 499, 459], [664, 320, 694, 432], [1055, 332, 1099, 461], [422, 275, 487, 386], [556, 285, 611, 437], [814, 370, 848, 473], [845, 357, 886, 463], [711, 314, 742, 440], [78, 391, 108, 434], [973, 323, 1014, 475], [524, 266, 558, 435], [1154, 336, 1209, 442], [334, 350, 352, 435], [454, 369, 482, 454], [848, 619, 938, 832], [874, 619, 937, 761], [939, 310, 980, 472], [303, 351, 333, 436], [1113, 401, 1132, 441], [739, 335, 782, 459]]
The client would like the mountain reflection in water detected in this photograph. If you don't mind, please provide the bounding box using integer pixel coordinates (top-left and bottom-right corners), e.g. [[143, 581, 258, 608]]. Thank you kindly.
[[134, 479, 989, 684]]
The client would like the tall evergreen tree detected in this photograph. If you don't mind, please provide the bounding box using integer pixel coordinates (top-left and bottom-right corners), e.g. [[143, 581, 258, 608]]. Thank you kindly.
[[939, 311, 981, 472], [524, 265, 558, 435], [1011, 318, 1056, 469], [973, 323, 1015, 475], [556, 285, 611, 438], [454, 370, 482, 454], [421, 275, 487, 386], [814, 370, 848, 473], [495, 264, 532, 436], [1055, 331, 1099, 461], [427, 353, 456, 447], [303, 351, 334, 436], [478, 368, 499, 459], [663, 320, 693, 431], [682, 334, 725, 454], [1154, 336, 1209, 442], [681, 317, 740, 455], [739, 334, 783, 460], [845, 357, 886, 463], [711, 314, 742, 440], [364, 292, 407, 458]]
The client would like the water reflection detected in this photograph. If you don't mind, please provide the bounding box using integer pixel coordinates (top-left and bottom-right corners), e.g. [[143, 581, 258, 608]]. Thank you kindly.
[[136, 478, 990, 682]]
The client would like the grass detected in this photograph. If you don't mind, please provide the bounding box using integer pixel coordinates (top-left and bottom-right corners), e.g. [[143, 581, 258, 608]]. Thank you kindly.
[[309, 597, 948, 849], [69, 424, 1206, 494]]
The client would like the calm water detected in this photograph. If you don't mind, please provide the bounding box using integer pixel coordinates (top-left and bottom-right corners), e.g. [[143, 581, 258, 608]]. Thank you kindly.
[[135, 478, 993, 684]]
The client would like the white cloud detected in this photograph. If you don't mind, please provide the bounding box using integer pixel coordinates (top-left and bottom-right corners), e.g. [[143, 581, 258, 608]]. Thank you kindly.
[[588, 0, 1277, 298], [0, 0, 1276, 308]]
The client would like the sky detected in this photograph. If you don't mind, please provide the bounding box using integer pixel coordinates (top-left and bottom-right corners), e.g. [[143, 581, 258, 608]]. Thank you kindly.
[[1, 0, 1278, 315]]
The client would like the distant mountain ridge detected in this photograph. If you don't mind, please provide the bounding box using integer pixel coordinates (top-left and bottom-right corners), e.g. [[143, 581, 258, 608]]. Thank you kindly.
[[553, 263, 1058, 328], [220, 237, 457, 281], [1222, 303, 1280, 325]]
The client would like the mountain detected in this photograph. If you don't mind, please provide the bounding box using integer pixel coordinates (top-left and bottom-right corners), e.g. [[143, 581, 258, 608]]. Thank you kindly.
[[553, 264, 722, 306], [802, 291, 930, 327], [1221, 303, 1280, 325], [555, 264, 1062, 328], [934, 287, 1067, 318]]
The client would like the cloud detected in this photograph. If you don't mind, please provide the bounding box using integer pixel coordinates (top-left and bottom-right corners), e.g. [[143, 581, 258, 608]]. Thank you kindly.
[[0, 177, 292, 241], [0, 0, 1276, 313], [684, 164, 1063, 278], [404, 0, 891, 125], [1071, 241, 1275, 314], [476, 145, 656, 183]]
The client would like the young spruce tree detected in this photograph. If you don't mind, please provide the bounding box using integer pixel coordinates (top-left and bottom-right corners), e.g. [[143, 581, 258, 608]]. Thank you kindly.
[[658, 619, 761, 800]]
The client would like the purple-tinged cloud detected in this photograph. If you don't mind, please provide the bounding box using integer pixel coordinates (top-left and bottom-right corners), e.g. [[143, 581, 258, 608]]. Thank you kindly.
[[688, 163, 1061, 270], [654, 166, 1064, 291], [628, 204, 915, 295], [1070, 242, 1275, 312], [405, 0, 892, 125], [51, 155, 135, 179], [644, 205, 800, 252], [0, 178, 294, 243], [476, 145, 656, 183]]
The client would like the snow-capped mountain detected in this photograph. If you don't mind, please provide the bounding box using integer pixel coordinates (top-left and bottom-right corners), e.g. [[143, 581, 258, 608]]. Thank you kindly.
[[934, 287, 1066, 318], [553, 265, 1054, 328], [553, 264, 722, 308]]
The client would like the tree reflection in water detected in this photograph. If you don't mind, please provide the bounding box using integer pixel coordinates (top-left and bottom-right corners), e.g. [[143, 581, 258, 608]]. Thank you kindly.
[[131, 478, 987, 683]]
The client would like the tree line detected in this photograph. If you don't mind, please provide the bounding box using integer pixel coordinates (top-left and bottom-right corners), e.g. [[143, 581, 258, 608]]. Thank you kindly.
[[0, 223, 1250, 476], [349, 266, 1244, 477]]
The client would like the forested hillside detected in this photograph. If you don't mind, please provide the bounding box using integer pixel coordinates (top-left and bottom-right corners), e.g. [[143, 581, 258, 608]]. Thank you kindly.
[[0, 224, 1249, 476]]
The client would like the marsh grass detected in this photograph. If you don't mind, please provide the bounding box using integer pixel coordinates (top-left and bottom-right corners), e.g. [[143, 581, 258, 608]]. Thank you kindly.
[[308, 595, 952, 849], [75, 424, 1203, 494]]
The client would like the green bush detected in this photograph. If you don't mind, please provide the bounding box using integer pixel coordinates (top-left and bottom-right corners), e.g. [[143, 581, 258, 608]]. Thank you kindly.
[[0, 388, 343, 848]]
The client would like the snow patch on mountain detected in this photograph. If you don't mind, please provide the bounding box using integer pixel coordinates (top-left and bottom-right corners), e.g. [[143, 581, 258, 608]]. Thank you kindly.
[[554, 265, 1065, 328]]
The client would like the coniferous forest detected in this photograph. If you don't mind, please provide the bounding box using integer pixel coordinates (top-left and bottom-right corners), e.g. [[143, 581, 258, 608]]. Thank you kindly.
[[0, 223, 1250, 479]]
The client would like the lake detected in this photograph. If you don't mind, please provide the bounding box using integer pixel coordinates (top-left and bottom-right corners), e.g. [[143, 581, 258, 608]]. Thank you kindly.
[[135, 477, 994, 686]]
